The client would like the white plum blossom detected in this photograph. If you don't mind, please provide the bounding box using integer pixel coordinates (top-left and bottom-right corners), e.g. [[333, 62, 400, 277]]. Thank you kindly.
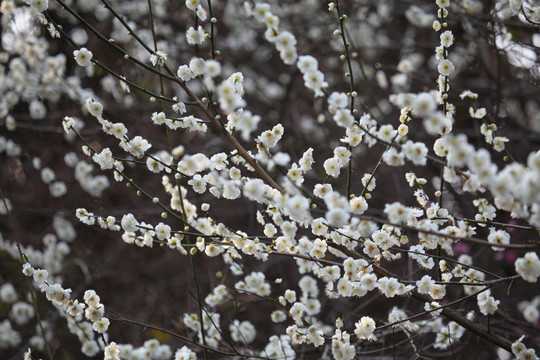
[[324, 157, 342, 178], [438, 59, 455, 76], [186, 26, 206, 45], [177, 65, 194, 81], [384, 202, 411, 224], [150, 50, 167, 67], [302, 70, 328, 97], [487, 228, 510, 251], [515, 252, 540, 283], [74, 48, 93, 67], [440, 30, 454, 47], [412, 92, 437, 117], [354, 316, 377, 341], [297, 55, 318, 73], [85, 98, 103, 119], [402, 140, 428, 165]]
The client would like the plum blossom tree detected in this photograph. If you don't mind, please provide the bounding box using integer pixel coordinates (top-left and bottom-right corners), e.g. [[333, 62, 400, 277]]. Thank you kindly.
[[1, 0, 540, 359]]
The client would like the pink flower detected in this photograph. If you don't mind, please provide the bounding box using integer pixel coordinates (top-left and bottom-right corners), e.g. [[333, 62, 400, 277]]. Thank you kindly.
[[454, 243, 470, 255]]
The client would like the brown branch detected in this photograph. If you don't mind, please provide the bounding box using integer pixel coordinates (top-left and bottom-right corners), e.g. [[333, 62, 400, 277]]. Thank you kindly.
[[106, 313, 236, 356], [357, 214, 540, 250], [329, 243, 514, 352], [174, 79, 285, 193]]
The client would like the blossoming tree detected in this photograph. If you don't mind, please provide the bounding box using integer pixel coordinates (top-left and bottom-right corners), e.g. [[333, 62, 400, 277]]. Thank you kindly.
[[1, 0, 540, 359]]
